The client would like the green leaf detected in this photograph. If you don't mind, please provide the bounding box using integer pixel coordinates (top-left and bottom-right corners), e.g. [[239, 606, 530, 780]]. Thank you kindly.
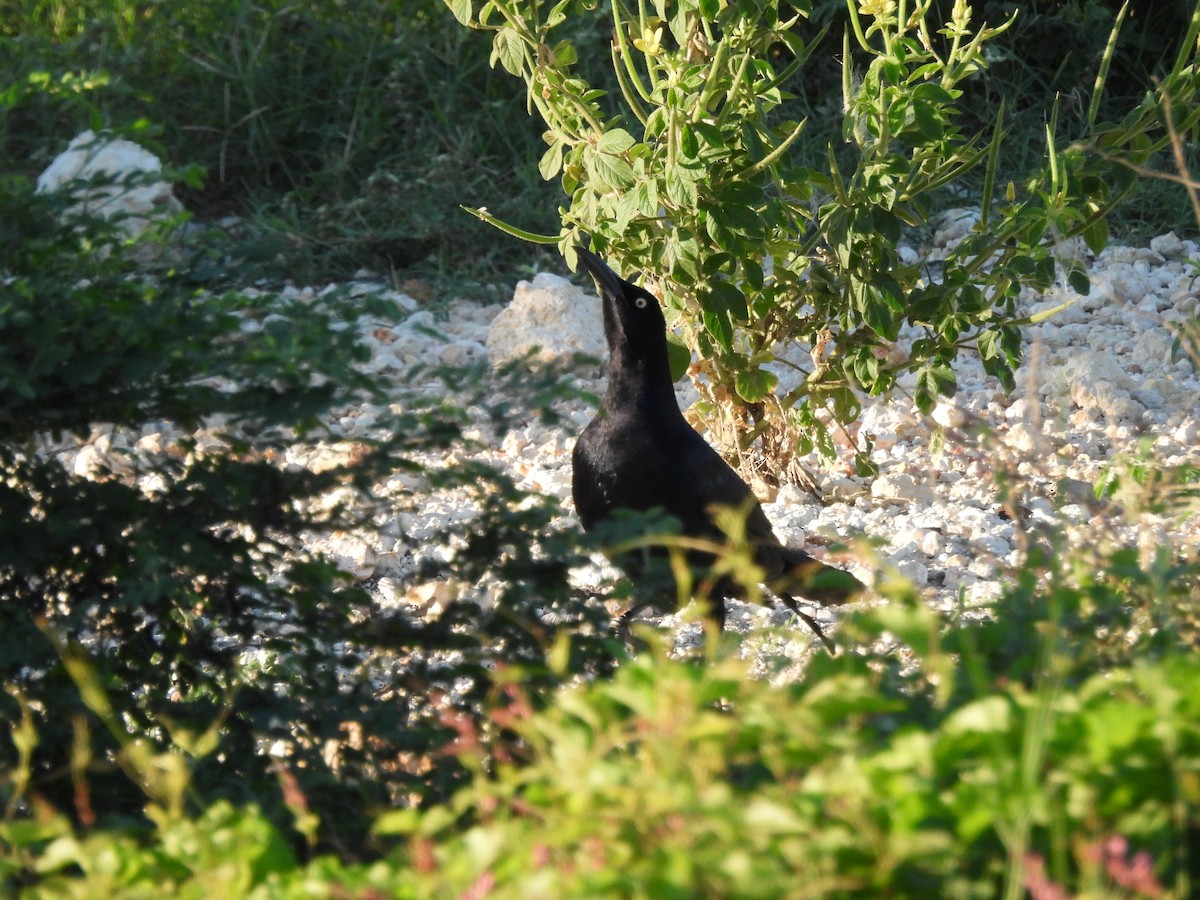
[[614, 191, 639, 233], [734, 367, 778, 403], [445, 0, 473, 26], [1082, 215, 1110, 255], [706, 281, 748, 322], [1068, 267, 1091, 296], [702, 307, 733, 351], [666, 334, 691, 383], [635, 179, 660, 216], [913, 362, 957, 414], [680, 123, 699, 159], [872, 208, 902, 245], [538, 141, 563, 181], [859, 282, 900, 340], [597, 128, 636, 155], [742, 258, 763, 292], [590, 129, 636, 190], [491, 27, 524, 76], [589, 147, 634, 191], [550, 39, 577, 66], [692, 122, 725, 150], [665, 165, 698, 207]]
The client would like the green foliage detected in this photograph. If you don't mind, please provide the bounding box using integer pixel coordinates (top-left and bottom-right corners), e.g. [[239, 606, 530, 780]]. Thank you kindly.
[[448, 0, 1200, 471], [3, 0, 1196, 287], [6, 543, 1197, 897]]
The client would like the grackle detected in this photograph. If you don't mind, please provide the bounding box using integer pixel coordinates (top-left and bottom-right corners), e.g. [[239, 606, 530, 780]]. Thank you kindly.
[[571, 245, 865, 649]]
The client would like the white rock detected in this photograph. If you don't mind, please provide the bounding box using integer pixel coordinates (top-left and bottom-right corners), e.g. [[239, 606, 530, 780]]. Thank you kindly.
[[439, 340, 487, 367], [931, 400, 967, 429], [871, 473, 935, 506], [37, 130, 182, 241], [914, 529, 942, 556], [1063, 350, 1132, 390], [860, 403, 920, 443], [888, 544, 929, 586], [933, 208, 980, 248], [1005, 422, 1039, 452], [1005, 397, 1039, 422], [823, 475, 868, 502], [1132, 330, 1176, 374], [1174, 419, 1200, 445], [1104, 393, 1144, 423], [486, 273, 606, 366], [73, 444, 103, 479], [1150, 231, 1186, 261], [974, 534, 1013, 558], [314, 532, 378, 581]]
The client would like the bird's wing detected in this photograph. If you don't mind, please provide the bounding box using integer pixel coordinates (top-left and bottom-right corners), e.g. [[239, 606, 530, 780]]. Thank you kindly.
[[571, 428, 611, 530], [672, 428, 779, 545], [672, 429, 865, 604]]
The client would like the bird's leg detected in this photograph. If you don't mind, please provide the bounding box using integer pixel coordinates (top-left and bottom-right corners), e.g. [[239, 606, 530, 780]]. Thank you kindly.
[[794, 609, 837, 654], [613, 599, 656, 633], [779, 595, 837, 654]]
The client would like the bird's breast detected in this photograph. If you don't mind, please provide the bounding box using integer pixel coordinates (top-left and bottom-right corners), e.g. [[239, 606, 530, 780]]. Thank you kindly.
[[572, 412, 691, 527]]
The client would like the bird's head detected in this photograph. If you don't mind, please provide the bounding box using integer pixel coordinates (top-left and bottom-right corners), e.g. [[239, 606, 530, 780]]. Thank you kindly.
[[576, 245, 667, 366]]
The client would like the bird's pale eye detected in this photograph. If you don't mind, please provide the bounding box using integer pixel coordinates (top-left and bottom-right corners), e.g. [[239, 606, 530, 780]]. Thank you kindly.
[[635, 297, 648, 309]]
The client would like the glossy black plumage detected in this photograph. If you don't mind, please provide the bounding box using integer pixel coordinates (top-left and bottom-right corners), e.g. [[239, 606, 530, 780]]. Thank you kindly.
[[571, 245, 864, 646]]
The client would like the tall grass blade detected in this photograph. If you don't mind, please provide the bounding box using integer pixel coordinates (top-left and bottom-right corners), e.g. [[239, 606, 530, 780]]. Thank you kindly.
[[981, 97, 1006, 228], [1087, 1, 1129, 130]]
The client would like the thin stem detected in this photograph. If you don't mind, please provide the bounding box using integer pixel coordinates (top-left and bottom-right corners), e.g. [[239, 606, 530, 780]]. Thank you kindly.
[[612, 0, 654, 106], [459, 205, 562, 244], [741, 117, 809, 178]]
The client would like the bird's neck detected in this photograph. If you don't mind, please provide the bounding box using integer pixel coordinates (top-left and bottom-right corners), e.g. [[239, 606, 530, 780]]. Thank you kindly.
[[604, 344, 681, 417]]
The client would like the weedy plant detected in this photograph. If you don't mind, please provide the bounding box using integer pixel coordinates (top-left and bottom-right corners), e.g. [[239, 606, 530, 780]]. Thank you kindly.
[[447, 0, 1200, 475], [12, 536, 1191, 898]]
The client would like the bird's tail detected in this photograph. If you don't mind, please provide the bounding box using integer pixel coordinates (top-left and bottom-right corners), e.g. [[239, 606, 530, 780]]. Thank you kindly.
[[768, 545, 865, 606]]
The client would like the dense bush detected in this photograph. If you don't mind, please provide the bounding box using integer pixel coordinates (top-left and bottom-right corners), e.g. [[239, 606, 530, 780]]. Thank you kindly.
[[5, 541, 1197, 896]]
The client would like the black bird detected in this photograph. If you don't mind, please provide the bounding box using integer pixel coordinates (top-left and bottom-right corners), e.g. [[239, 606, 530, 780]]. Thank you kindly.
[[571, 245, 865, 648]]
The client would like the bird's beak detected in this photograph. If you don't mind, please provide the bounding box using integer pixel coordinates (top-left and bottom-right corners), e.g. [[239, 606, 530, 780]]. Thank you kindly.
[[576, 245, 626, 299]]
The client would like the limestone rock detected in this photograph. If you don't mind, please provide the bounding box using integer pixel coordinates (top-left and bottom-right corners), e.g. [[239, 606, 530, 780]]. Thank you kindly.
[[1150, 231, 1185, 261], [933, 207, 980, 249], [871, 473, 935, 506], [487, 273, 606, 366], [37, 130, 183, 242]]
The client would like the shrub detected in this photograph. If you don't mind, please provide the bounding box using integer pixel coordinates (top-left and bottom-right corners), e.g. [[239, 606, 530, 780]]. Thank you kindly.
[[448, 0, 1200, 473], [7, 539, 1196, 897]]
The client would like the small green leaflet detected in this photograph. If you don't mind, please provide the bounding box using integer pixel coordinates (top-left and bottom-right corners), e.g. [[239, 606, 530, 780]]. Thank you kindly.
[[538, 141, 563, 181], [590, 129, 636, 190]]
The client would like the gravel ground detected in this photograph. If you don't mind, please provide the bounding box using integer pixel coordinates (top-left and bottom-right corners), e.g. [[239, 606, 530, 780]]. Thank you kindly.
[[57, 229, 1200, 676]]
